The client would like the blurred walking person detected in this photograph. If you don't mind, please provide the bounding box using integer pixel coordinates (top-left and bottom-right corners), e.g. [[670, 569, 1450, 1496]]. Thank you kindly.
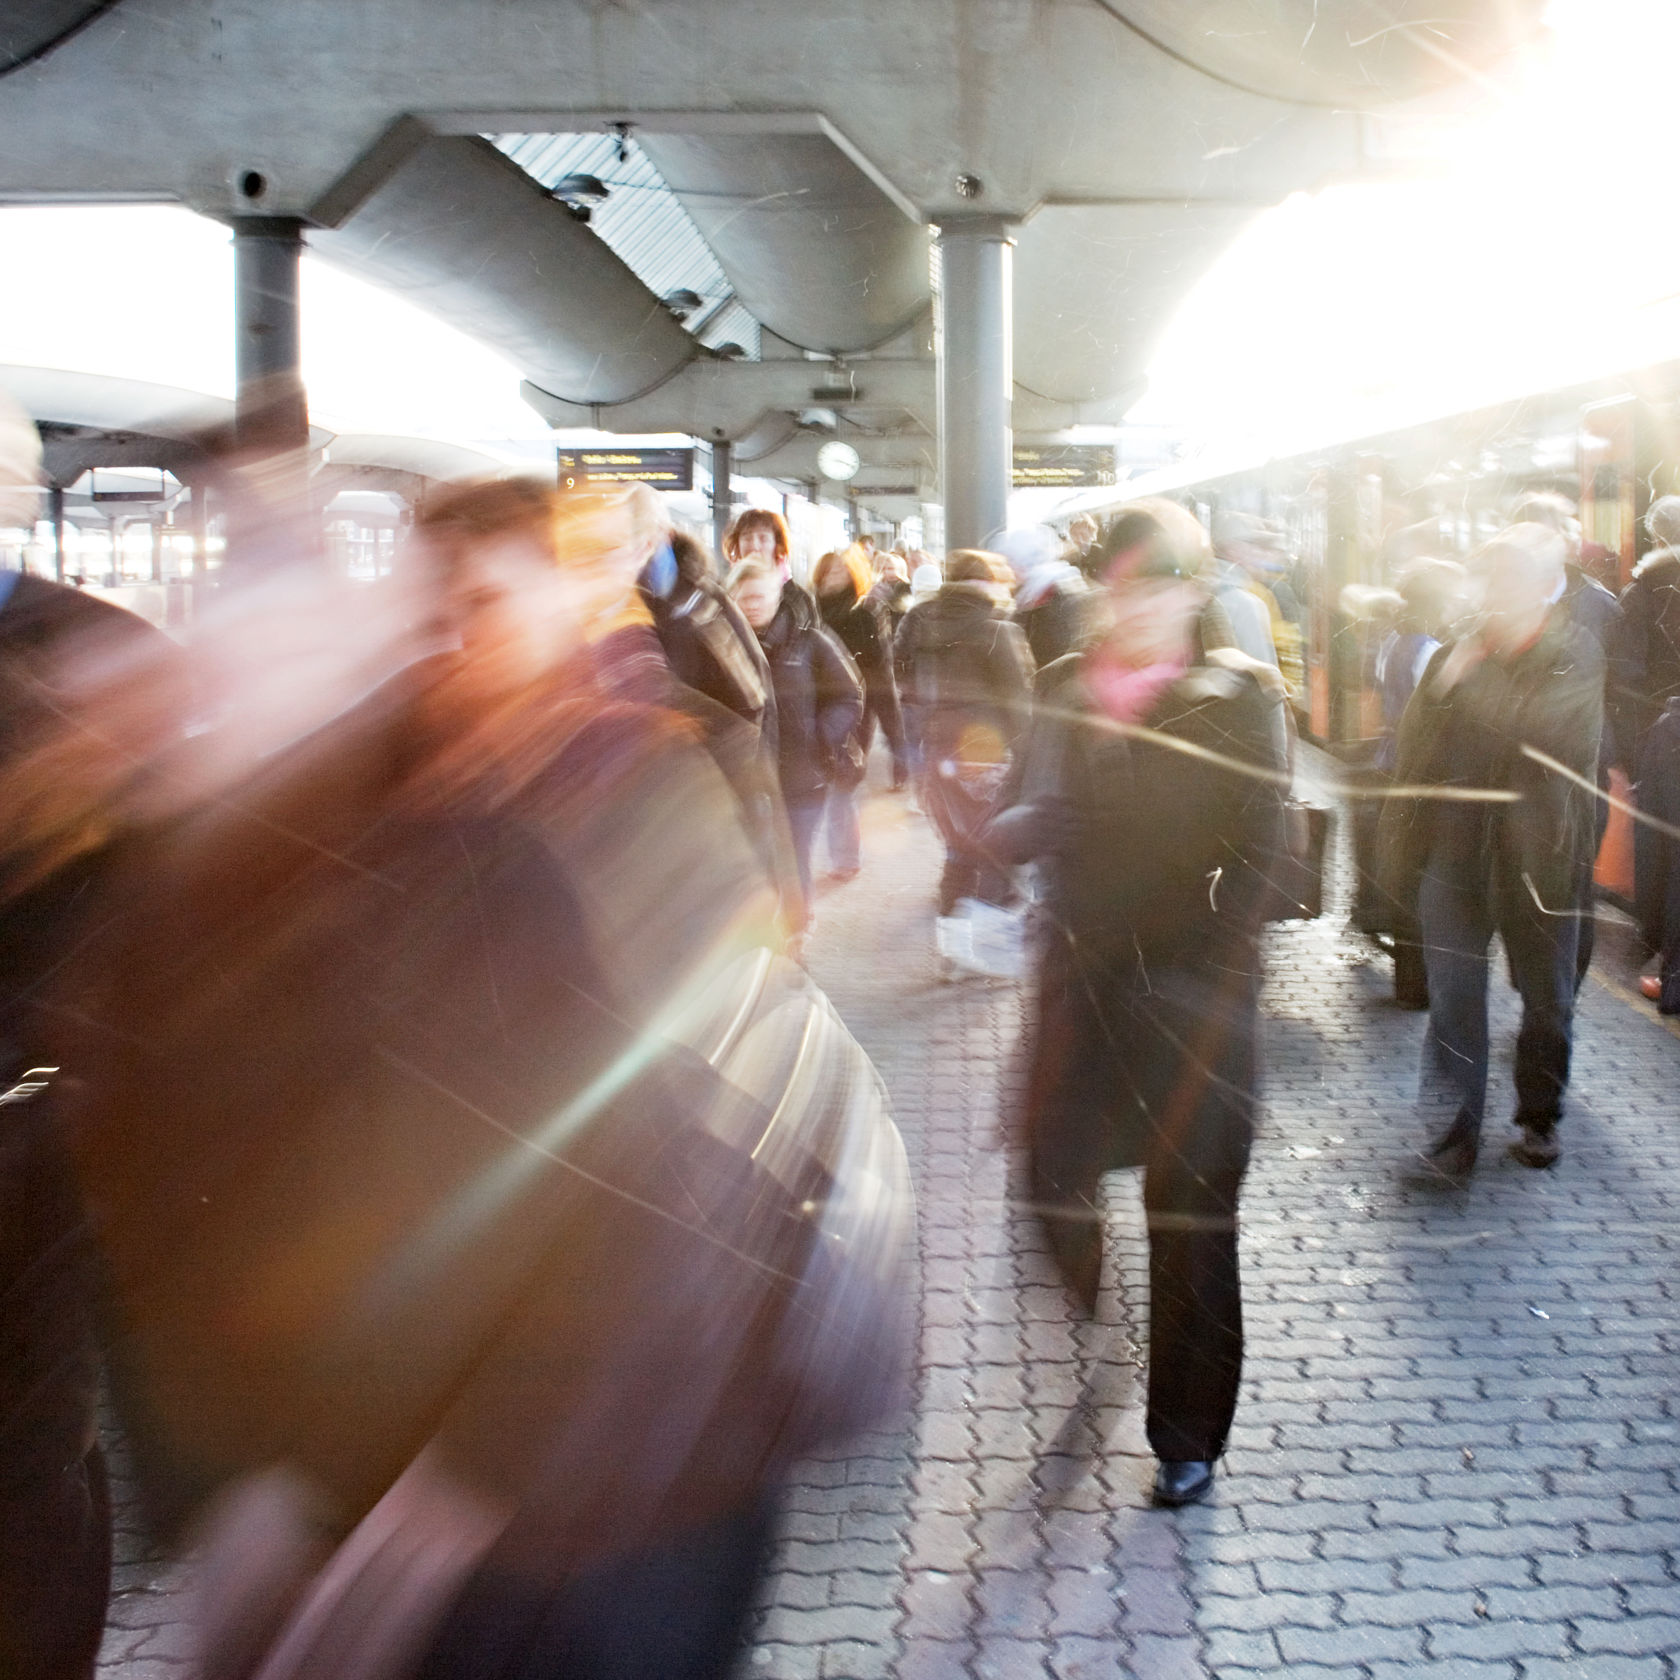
[[986, 503, 1285, 1509], [1359, 557, 1471, 1007], [638, 522, 774, 741], [729, 558, 864, 905], [0, 400, 183, 1680], [989, 524, 1093, 668], [894, 548, 1032, 916], [1513, 492, 1621, 987], [1382, 524, 1603, 1180], [1613, 496, 1680, 1003], [55, 479, 909, 1680], [813, 547, 906, 879]]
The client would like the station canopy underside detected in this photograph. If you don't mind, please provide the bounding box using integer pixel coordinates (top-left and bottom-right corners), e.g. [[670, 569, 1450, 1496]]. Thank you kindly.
[[0, 1, 1545, 512]]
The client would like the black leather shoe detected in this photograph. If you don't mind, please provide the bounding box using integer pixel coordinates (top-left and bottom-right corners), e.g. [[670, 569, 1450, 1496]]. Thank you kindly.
[[1509, 1128, 1559, 1168], [1152, 1459, 1214, 1507]]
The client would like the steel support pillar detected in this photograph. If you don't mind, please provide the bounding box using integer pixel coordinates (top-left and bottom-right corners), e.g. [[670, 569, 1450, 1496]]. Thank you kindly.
[[710, 439, 732, 563], [48, 484, 65, 583], [936, 216, 1014, 552], [232, 217, 309, 555]]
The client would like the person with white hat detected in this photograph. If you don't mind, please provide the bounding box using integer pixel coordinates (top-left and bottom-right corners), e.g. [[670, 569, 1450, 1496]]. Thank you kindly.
[[987, 523, 1092, 668]]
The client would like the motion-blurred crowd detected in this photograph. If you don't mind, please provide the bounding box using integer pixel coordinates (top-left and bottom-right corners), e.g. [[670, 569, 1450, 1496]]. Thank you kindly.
[[4, 426, 1680, 1679]]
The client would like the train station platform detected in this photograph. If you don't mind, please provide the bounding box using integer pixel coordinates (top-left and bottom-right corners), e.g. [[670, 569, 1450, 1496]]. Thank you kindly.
[[97, 777, 1680, 1680]]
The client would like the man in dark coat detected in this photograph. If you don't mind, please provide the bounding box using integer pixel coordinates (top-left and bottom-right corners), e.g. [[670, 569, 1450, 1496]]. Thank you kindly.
[[0, 572, 177, 1680], [1514, 492, 1623, 988], [894, 548, 1033, 914], [987, 506, 1285, 1509], [1382, 525, 1603, 1180]]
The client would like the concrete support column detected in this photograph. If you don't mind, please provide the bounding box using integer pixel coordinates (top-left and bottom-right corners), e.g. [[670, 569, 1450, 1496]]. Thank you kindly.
[[234, 217, 307, 452], [186, 482, 208, 571], [48, 483, 65, 583], [936, 216, 1014, 551], [710, 439, 732, 563], [233, 217, 309, 555]]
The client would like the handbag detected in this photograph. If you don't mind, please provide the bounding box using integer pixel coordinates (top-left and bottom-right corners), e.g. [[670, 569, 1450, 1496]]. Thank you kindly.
[[1266, 798, 1329, 921]]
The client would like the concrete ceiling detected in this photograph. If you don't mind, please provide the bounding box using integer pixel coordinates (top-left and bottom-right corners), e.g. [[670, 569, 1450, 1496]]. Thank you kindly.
[[0, 0, 1543, 466]]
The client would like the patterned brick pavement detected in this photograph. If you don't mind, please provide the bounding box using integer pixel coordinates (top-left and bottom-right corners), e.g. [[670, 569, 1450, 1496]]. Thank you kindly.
[[748, 780, 1680, 1680], [99, 776, 1680, 1679]]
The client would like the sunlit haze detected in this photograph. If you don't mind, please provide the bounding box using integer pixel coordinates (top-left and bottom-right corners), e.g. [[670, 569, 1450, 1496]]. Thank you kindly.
[[1133, 0, 1680, 460], [0, 206, 553, 450]]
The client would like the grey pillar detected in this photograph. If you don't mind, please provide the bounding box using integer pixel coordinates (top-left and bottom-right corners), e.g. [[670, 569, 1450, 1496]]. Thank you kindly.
[[48, 484, 65, 582], [186, 482, 208, 571], [936, 216, 1015, 551], [233, 217, 310, 558], [234, 217, 307, 450], [710, 439, 732, 562]]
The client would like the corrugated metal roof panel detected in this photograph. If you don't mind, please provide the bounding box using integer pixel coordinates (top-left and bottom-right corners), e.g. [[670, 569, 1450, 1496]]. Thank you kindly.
[[491, 131, 761, 360]]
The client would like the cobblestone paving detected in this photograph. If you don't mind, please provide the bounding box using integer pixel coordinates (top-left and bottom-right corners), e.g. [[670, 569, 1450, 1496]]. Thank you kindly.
[[99, 778, 1680, 1679], [748, 782, 1680, 1680]]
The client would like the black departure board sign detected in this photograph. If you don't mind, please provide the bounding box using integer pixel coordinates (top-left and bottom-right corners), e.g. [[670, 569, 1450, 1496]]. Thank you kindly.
[[556, 447, 694, 491], [1012, 444, 1117, 489]]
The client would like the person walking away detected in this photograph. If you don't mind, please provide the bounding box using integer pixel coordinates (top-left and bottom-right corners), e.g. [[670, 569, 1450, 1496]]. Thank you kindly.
[[985, 509, 1285, 1510], [894, 548, 1032, 917], [866, 552, 914, 640], [729, 559, 864, 905], [1208, 511, 1282, 673], [814, 548, 907, 873], [1364, 557, 1472, 1006], [1381, 524, 1603, 1181], [989, 524, 1093, 668]]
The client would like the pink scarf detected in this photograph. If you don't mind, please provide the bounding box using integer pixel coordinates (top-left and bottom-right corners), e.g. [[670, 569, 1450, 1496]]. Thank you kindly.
[[1085, 655, 1185, 726]]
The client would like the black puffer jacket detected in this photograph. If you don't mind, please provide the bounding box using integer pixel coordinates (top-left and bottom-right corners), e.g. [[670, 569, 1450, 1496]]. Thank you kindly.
[[989, 658, 1285, 963], [817, 580, 893, 688], [639, 568, 775, 752], [894, 583, 1032, 759], [755, 584, 865, 803], [1381, 613, 1603, 915], [1014, 574, 1093, 669]]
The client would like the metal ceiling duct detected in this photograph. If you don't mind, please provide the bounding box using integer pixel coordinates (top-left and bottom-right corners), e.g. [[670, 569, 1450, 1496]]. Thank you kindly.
[[314, 135, 695, 407], [1011, 204, 1251, 409], [636, 132, 929, 356]]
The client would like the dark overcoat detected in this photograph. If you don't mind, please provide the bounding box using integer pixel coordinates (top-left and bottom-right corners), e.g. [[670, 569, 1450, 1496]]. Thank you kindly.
[[60, 663, 900, 1567], [986, 660, 1284, 1295]]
